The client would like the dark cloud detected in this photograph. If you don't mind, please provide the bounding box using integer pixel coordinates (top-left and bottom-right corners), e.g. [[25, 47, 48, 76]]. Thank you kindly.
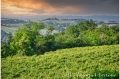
[[36, 0, 118, 7], [2, 0, 119, 16], [34, 0, 119, 15]]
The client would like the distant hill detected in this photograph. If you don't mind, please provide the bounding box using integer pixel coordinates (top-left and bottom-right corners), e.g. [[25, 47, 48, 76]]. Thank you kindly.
[[2, 15, 119, 21], [1, 30, 8, 44], [54, 15, 119, 21], [45, 17, 59, 20]]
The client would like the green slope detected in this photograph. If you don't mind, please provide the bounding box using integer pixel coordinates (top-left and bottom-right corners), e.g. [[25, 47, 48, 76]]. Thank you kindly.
[[2, 45, 119, 79]]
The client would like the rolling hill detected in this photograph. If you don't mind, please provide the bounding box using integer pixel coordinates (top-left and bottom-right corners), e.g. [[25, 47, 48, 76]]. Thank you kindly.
[[1, 45, 119, 79]]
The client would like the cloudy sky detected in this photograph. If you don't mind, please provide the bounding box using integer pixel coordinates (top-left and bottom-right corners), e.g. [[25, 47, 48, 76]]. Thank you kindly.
[[1, 0, 119, 17]]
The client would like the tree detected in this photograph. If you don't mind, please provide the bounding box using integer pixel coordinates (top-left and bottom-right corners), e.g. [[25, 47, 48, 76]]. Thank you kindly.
[[65, 26, 79, 38], [8, 21, 45, 56], [1, 44, 9, 57], [109, 26, 119, 34], [76, 20, 97, 32], [7, 32, 13, 44], [54, 33, 66, 49], [38, 21, 45, 29], [1, 32, 13, 57], [89, 19, 97, 29], [95, 25, 119, 45], [47, 26, 54, 35], [78, 30, 100, 46]]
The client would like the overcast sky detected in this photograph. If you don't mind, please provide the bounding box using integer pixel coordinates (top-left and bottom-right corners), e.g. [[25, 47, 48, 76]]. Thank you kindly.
[[1, 0, 119, 17]]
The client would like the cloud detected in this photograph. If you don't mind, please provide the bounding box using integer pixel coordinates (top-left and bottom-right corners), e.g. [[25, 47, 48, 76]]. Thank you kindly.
[[1, 0, 119, 16]]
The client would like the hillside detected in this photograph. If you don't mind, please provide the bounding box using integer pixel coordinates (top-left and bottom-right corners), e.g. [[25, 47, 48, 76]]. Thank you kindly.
[[2, 45, 119, 79], [1, 30, 8, 44]]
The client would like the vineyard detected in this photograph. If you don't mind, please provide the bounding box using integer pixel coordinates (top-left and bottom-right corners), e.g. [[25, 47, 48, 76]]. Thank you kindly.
[[1, 45, 119, 79]]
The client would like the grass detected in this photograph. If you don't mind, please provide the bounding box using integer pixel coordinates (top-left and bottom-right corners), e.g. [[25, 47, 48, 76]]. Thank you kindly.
[[1, 45, 119, 79]]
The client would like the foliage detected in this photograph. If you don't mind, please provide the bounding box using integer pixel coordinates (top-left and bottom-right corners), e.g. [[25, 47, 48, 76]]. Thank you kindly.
[[78, 30, 100, 46], [47, 26, 54, 35], [1, 21, 45, 57], [2, 45, 119, 79], [1, 20, 119, 57], [76, 19, 97, 32]]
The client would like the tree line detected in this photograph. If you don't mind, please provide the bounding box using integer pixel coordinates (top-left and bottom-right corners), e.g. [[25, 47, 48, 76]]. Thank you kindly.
[[1, 19, 119, 57]]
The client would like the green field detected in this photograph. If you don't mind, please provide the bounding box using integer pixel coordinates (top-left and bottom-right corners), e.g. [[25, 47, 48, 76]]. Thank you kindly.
[[2, 45, 119, 79]]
